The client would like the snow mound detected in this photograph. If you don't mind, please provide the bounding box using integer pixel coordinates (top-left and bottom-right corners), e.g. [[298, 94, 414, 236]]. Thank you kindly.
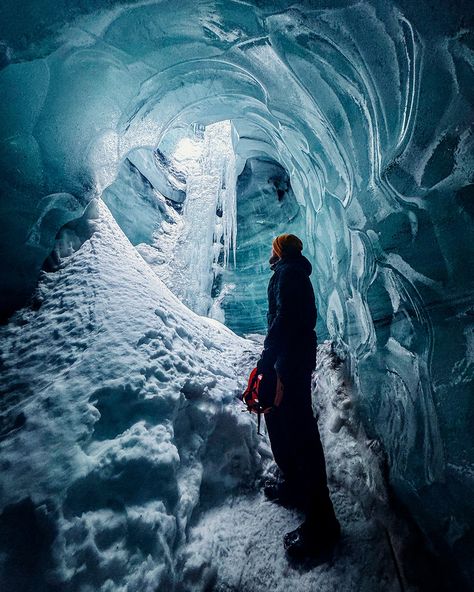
[[0, 201, 263, 591]]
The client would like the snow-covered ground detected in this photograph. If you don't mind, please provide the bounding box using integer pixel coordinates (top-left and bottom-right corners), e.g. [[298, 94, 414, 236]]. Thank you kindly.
[[180, 342, 403, 592], [1, 201, 402, 591]]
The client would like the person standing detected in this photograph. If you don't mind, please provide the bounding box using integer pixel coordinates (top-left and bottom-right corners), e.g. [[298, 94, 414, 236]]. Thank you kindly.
[[257, 233, 340, 560]]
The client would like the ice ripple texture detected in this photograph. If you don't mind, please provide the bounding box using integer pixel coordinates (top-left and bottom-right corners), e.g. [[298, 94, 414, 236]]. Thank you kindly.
[[0, 0, 473, 588]]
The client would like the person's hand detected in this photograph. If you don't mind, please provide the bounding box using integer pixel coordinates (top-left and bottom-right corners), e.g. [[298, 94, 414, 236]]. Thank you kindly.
[[275, 374, 284, 406]]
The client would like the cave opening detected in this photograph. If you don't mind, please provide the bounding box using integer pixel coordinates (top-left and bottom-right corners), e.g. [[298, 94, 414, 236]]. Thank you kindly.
[[87, 113, 311, 336]]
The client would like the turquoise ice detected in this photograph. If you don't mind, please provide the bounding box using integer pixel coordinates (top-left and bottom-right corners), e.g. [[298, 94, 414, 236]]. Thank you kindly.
[[0, 1, 473, 589]]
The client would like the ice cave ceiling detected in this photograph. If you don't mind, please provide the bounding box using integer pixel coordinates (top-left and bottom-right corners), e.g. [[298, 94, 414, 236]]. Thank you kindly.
[[0, 0, 473, 589]]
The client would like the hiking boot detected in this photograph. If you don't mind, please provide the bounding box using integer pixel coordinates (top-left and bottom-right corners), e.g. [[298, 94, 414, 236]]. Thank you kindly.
[[284, 520, 341, 563]]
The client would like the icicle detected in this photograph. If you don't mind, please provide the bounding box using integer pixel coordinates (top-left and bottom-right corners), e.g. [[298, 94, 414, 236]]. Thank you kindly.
[[154, 120, 237, 317], [221, 151, 238, 268]]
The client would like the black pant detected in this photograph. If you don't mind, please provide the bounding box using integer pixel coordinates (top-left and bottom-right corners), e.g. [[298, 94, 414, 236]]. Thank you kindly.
[[264, 370, 338, 534]]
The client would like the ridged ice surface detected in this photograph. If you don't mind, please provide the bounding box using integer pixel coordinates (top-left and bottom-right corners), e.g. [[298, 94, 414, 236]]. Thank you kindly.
[[0, 0, 473, 588], [222, 157, 305, 335]]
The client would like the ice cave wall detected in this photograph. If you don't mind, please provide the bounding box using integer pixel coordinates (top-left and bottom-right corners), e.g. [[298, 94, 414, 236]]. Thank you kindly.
[[0, 0, 473, 585]]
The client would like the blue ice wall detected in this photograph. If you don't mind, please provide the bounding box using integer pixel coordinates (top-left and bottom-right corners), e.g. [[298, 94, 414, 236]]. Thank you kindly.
[[101, 149, 184, 246], [222, 157, 305, 336], [0, 0, 473, 586]]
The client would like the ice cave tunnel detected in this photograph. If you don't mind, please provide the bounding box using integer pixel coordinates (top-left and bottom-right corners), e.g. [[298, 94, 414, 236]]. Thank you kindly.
[[0, 1, 473, 591]]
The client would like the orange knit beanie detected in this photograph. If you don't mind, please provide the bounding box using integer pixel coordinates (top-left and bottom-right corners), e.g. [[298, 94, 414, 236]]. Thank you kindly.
[[272, 234, 303, 258]]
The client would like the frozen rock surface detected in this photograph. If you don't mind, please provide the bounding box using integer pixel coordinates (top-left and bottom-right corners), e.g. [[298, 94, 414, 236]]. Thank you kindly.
[[138, 121, 237, 319]]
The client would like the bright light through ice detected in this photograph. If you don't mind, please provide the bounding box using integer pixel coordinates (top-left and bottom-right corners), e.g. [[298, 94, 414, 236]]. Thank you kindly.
[[161, 120, 237, 317], [173, 137, 203, 162]]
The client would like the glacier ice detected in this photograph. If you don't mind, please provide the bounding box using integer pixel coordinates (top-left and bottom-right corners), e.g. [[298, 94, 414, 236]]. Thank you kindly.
[[0, 0, 473, 589], [222, 156, 305, 335], [137, 120, 238, 318]]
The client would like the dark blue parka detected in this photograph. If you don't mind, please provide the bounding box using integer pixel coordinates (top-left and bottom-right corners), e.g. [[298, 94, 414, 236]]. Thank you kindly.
[[258, 254, 317, 384]]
